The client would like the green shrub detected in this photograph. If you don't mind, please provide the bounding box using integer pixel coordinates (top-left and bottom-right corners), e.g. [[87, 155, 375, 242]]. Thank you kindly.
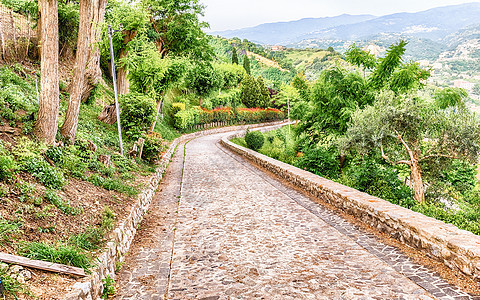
[[245, 130, 265, 151], [174, 108, 199, 130], [0, 154, 18, 181], [294, 146, 339, 179], [168, 102, 185, 121], [23, 157, 65, 189], [443, 160, 477, 194], [120, 93, 157, 140], [142, 132, 166, 163], [18, 241, 92, 271], [102, 275, 115, 299]]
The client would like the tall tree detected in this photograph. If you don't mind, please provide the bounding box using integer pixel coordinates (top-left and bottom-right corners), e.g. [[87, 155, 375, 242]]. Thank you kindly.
[[61, 0, 93, 142], [34, 0, 59, 145], [231, 47, 238, 64], [243, 54, 250, 75], [80, 0, 107, 102]]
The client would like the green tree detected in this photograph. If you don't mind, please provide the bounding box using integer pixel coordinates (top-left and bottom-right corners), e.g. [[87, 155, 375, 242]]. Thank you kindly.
[[345, 43, 377, 76], [342, 92, 480, 203], [298, 67, 374, 141], [231, 47, 239, 65], [240, 74, 260, 108], [256, 76, 270, 108], [369, 40, 408, 90], [243, 54, 251, 75], [143, 0, 213, 61], [433, 87, 468, 109]]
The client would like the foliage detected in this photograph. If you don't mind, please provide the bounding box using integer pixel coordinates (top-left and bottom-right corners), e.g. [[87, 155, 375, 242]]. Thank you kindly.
[[340, 156, 415, 207], [69, 227, 105, 251], [240, 75, 271, 108], [231, 47, 239, 64], [18, 241, 92, 271], [433, 87, 468, 109], [102, 275, 116, 299], [185, 63, 222, 96], [87, 174, 139, 197], [44, 189, 82, 215], [369, 40, 408, 90], [120, 93, 157, 140], [243, 55, 251, 75], [443, 160, 477, 194], [298, 67, 374, 140], [142, 0, 213, 60], [245, 130, 264, 151], [23, 157, 65, 190], [0, 154, 18, 181], [174, 108, 199, 130], [294, 146, 340, 180], [0, 66, 38, 121], [0, 218, 22, 246], [142, 132, 166, 163], [345, 43, 377, 71], [214, 63, 245, 88]]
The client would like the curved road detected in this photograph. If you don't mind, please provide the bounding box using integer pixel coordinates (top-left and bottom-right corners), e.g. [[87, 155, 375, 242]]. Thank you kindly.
[[115, 130, 476, 299]]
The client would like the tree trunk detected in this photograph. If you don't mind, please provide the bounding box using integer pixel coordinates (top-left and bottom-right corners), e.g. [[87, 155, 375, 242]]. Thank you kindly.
[[61, 0, 92, 143], [34, 0, 59, 145], [116, 49, 130, 95], [80, 0, 107, 103], [116, 30, 137, 95], [410, 158, 425, 203]]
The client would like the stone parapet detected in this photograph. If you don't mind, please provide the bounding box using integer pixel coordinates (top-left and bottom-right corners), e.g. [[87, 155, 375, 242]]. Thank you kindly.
[[220, 129, 480, 282]]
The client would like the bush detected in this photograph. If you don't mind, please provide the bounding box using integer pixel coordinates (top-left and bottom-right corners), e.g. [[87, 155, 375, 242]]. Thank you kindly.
[[142, 132, 166, 163], [245, 130, 264, 151], [23, 157, 65, 189], [294, 146, 340, 179], [0, 155, 18, 181], [174, 108, 199, 130], [120, 93, 157, 140], [168, 102, 185, 121]]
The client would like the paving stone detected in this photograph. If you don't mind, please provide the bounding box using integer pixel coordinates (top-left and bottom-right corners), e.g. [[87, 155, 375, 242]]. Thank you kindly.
[[115, 130, 477, 299]]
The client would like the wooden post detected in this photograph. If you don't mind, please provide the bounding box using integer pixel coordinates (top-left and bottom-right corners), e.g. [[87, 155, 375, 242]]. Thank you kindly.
[[0, 18, 4, 60], [138, 137, 145, 159], [10, 11, 16, 58]]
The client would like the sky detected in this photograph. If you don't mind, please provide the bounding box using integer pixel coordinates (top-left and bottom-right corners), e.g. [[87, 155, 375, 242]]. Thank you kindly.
[[201, 0, 480, 32]]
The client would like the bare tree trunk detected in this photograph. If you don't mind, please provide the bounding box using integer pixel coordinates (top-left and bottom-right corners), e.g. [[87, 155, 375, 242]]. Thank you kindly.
[[115, 30, 136, 95], [34, 0, 59, 145], [80, 0, 107, 103], [61, 0, 92, 143], [116, 49, 129, 95], [410, 157, 425, 203]]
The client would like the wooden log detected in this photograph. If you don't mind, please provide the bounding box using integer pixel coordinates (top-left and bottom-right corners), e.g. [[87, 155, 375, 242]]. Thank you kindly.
[[0, 252, 85, 277]]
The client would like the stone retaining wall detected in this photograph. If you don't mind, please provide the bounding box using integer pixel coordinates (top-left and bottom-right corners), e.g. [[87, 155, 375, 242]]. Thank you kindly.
[[220, 130, 480, 282], [63, 120, 290, 300]]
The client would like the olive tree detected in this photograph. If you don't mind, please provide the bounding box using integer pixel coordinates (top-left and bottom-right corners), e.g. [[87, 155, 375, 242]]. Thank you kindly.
[[342, 91, 480, 202]]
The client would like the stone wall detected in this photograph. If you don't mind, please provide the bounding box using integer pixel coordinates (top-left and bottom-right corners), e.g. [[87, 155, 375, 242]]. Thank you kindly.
[[62, 120, 291, 300], [220, 130, 480, 282]]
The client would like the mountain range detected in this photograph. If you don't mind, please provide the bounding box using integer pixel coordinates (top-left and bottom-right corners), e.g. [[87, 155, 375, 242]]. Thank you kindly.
[[212, 2, 480, 56]]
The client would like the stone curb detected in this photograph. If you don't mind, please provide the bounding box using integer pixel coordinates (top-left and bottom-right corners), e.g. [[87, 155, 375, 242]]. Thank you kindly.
[[62, 120, 290, 300], [220, 130, 480, 283]]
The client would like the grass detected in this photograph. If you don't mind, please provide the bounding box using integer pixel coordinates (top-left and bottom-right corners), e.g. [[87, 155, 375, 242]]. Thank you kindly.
[[17, 241, 93, 271], [44, 189, 83, 215], [0, 218, 22, 246]]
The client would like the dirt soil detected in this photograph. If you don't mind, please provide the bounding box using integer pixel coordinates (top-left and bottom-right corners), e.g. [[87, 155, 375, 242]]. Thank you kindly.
[[0, 156, 152, 299]]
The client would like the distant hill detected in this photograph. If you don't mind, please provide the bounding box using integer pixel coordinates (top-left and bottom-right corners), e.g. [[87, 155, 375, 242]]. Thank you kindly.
[[211, 14, 376, 45], [297, 2, 480, 42], [213, 2, 480, 59]]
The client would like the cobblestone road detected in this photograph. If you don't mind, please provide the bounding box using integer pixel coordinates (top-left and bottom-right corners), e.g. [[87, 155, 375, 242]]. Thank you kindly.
[[115, 131, 478, 300]]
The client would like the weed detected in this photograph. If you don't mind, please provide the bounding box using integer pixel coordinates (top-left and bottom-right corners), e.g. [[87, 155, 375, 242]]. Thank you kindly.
[[69, 227, 104, 251], [44, 189, 82, 215], [38, 225, 55, 233], [17, 241, 93, 271], [35, 205, 55, 219], [23, 157, 65, 189], [101, 207, 116, 231], [0, 266, 27, 298], [102, 275, 115, 299], [0, 218, 22, 246]]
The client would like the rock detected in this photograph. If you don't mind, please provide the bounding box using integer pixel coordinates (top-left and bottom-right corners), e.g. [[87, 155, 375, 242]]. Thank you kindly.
[[0, 262, 8, 273], [98, 155, 112, 167], [17, 269, 32, 283]]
